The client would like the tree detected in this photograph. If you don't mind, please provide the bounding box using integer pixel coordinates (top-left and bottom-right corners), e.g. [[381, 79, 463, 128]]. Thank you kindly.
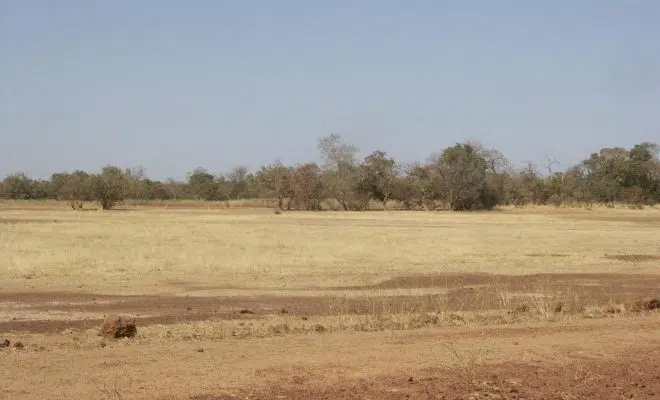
[[49, 173, 69, 199], [358, 150, 397, 209], [391, 163, 435, 210], [317, 134, 361, 210], [543, 155, 560, 176], [90, 166, 130, 210], [2, 173, 35, 199], [256, 161, 292, 209], [3, 136, 659, 209], [58, 171, 93, 209], [136, 179, 172, 200], [163, 177, 187, 200], [318, 133, 358, 171], [578, 145, 657, 204], [227, 166, 253, 199], [627, 142, 660, 202], [433, 143, 494, 211], [123, 166, 148, 199], [290, 163, 325, 210], [465, 141, 510, 205], [187, 168, 222, 201]]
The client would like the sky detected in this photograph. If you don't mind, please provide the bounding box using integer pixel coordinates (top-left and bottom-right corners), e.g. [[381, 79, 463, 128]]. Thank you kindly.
[[1, 1, 659, 180]]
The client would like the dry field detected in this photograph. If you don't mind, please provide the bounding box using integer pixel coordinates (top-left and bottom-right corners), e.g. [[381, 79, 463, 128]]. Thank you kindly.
[[1, 202, 659, 399]]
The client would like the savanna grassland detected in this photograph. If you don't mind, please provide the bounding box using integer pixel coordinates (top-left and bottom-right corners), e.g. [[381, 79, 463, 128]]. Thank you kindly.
[[1, 202, 659, 399]]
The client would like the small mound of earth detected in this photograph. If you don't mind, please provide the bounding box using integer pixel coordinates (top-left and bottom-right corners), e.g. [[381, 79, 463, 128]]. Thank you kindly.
[[99, 315, 137, 339]]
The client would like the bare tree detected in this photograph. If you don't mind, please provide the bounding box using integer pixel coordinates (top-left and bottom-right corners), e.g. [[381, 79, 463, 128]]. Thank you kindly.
[[544, 155, 560, 176], [317, 133, 360, 210], [317, 133, 358, 171]]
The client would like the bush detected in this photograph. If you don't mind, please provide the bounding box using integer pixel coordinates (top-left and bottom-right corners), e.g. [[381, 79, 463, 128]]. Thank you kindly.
[[548, 194, 562, 207]]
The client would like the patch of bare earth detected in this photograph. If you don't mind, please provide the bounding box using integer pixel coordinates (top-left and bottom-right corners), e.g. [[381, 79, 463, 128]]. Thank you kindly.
[[0, 218, 64, 224], [553, 211, 660, 226], [4, 315, 659, 400], [524, 253, 569, 257], [605, 254, 660, 262], [1, 273, 658, 334], [195, 354, 660, 400]]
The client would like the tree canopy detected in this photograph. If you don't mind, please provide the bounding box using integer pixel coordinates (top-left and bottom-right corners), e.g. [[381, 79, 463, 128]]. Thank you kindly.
[[2, 135, 658, 210]]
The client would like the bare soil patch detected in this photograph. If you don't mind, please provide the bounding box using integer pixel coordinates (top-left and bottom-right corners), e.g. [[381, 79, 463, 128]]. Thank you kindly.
[[4, 315, 659, 400], [0, 218, 64, 224], [554, 212, 660, 226], [200, 353, 660, 400], [2, 273, 658, 334], [605, 254, 660, 262], [353, 272, 659, 291], [524, 253, 569, 257]]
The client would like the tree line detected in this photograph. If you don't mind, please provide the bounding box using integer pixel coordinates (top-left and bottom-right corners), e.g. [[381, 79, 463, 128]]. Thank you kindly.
[[1, 135, 659, 210]]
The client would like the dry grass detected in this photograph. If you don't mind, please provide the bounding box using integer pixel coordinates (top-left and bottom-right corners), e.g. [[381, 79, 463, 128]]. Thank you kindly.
[[1, 203, 659, 294], [1, 202, 659, 400]]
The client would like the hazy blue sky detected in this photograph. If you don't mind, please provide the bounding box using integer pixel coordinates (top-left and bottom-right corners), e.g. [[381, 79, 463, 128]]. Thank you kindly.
[[1, 1, 659, 180]]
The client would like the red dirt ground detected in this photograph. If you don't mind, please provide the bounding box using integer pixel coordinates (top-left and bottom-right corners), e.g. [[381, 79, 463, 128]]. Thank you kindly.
[[2, 301, 659, 400], [190, 352, 660, 400], [187, 353, 660, 400], [1, 272, 658, 334]]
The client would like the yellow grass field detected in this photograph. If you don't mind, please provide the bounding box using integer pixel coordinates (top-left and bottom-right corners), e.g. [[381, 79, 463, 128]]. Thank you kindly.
[[1, 203, 659, 399], [2, 203, 659, 293]]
